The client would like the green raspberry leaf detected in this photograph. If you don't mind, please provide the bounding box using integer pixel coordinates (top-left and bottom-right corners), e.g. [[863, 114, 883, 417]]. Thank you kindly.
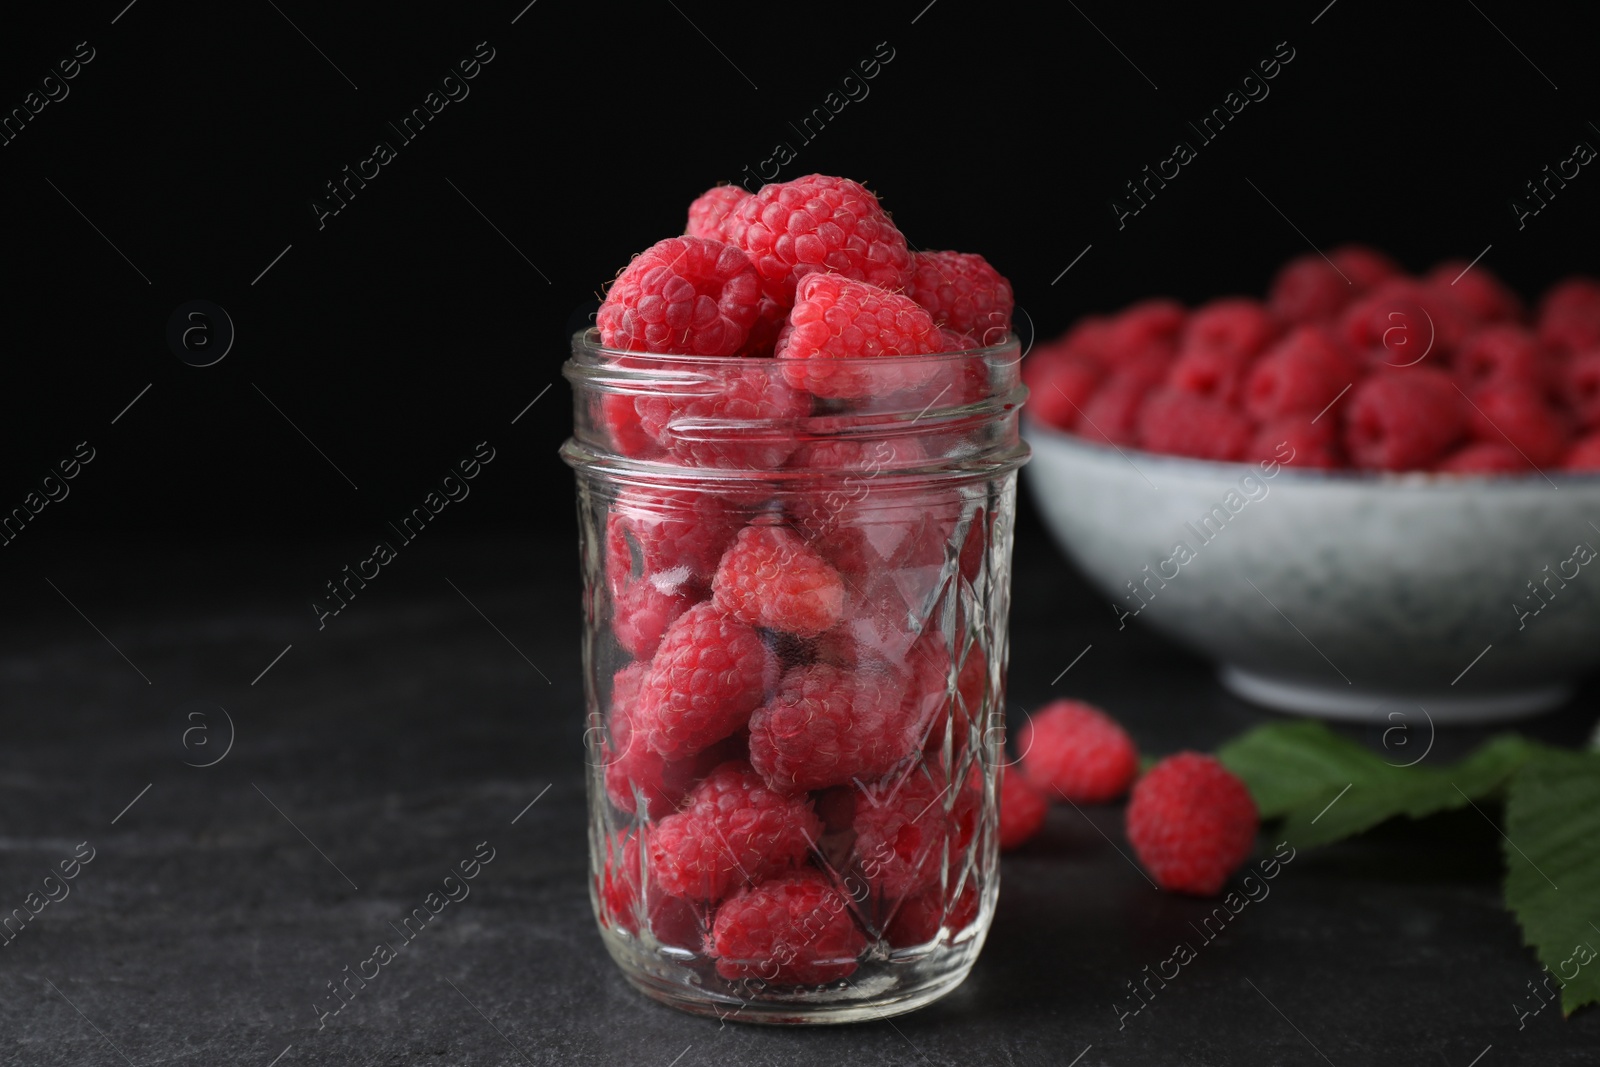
[[1216, 722, 1543, 848], [1503, 748, 1600, 1017]]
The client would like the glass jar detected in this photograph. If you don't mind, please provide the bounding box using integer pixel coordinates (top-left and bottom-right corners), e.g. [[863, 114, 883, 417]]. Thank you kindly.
[[561, 328, 1028, 1024]]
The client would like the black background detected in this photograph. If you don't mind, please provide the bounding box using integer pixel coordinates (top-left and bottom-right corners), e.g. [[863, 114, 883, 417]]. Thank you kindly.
[[3, 0, 1598, 551]]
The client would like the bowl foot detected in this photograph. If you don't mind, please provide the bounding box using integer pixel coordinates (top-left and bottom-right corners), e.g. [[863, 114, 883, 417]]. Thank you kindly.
[[1218, 666, 1571, 724]]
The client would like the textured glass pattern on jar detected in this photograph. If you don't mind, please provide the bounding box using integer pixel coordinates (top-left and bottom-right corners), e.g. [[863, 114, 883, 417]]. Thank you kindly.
[[561, 330, 1027, 1024]]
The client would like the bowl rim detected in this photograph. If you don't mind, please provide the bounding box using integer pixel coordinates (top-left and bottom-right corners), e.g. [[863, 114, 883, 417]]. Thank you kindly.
[[1022, 413, 1600, 488]]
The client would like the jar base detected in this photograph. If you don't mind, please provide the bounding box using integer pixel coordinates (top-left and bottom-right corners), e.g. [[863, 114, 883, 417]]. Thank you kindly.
[[602, 926, 983, 1025]]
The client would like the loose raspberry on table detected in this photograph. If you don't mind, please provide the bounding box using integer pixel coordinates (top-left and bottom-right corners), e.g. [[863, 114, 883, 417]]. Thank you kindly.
[[1343, 368, 1468, 470], [723, 174, 912, 304], [1268, 254, 1356, 324], [634, 360, 811, 469], [710, 869, 867, 984], [649, 759, 821, 901], [1250, 417, 1341, 469], [1462, 385, 1569, 468], [775, 273, 945, 399], [1425, 261, 1523, 323], [607, 487, 740, 585], [1537, 277, 1600, 354], [1125, 752, 1258, 896], [686, 184, 749, 241], [885, 884, 978, 947], [1243, 325, 1355, 422], [1452, 325, 1549, 393], [1563, 433, 1600, 470], [712, 525, 846, 638], [1560, 352, 1600, 429], [612, 574, 696, 660], [999, 766, 1048, 851], [852, 768, 978, 900], [597, 237, 762, 356], [1436, 443, 1529, 474], [637, 603, 773, 759], [1179, 298, 1277, 363], [906, 250, 1015, 343], [1137, 388, 1254, 462], [598, 830, 704, 948], [1018, 699, 1139, 803], [749, 662, 920, 792]]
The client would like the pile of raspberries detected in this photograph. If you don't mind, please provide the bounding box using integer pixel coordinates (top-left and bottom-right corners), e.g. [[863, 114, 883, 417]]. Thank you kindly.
[[1025, 245, 1600, 473], [590, 175, 1016, 987]]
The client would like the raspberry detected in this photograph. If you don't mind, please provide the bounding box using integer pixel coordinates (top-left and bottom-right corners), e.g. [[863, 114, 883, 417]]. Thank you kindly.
[[598, 237, 762, 356], [1243, 325, 1355, 422], [737, 295, 788, 357], [598, 831, 703, 947], [637, 603, 773, 759], [1018, 699, 1139, 803], [1564, 433, 1600, 470], [920, 637, 989, 754], [648, 760, 821, 901], [1165, 344, 1254, 406], [1103, 299, 1186, 366], [636, 361, 810, 470], [1537, 278, 1600, 354], [723, 174, 912, 304], [885, 884, 978, 947], [1268, 254, 1355, 324], [1462, 385, 1569, 467], [1075, 372, 1154, 447], [712, 524, 846, 638], [1436, 442, 1528, 474], [1560, 352, 1600, 429], [1329, 244, 1402, 291], [1125, 752, 1258, 895], [1250, 417, 1341, 469], [686, 184, 749, 241], [852, 769, 979, 901], [605, 662, 739, 820], [612, 574, 696, 660], [906, 250, 1015, 343], [597, 374, 663, 459], [710, 869, 867, 984], [1425, 261, 1523, 322], [939, 327, 981, 351], [1136, 388, 1254, 462], [1057, 314, 1115, 365], [607, 488, 740, 584], [1179, 298, 1277, 362], [776, 274, 945, 399], [1340, 280, 1469, 365], [1023, 348, 1102, 431], [750, 662, 926, 792], [998, 766, 1048, 851], [1452, 325, 1549, 393], [1344, 368, 1468, 470]]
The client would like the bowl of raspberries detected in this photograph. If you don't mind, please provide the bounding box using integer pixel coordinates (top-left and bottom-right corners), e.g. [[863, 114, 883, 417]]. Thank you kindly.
[[1022, 246, 1600, 722]]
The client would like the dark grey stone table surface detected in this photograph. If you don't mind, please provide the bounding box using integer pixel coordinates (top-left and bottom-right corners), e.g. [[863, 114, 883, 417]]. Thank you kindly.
[[3, 504, 1596, 1066]]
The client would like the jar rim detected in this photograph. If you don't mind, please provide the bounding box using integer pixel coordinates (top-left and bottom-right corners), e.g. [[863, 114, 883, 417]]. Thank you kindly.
[[564, 327, 1022, 372]]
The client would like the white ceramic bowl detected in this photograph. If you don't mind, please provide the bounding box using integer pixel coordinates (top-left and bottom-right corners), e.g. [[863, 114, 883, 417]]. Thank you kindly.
[[1023, 417, 1600, 723]]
